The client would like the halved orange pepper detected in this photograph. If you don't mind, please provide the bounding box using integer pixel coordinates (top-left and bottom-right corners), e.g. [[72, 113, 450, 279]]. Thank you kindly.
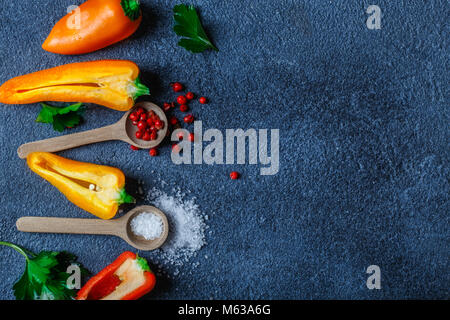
[[27, 152, 135, 219], [43, 0, 142, 55], [0, 60, 149, 111]]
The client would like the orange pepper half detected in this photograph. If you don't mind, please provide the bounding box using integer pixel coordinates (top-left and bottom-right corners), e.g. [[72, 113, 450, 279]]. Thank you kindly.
[[43, 0, 142, 55], [27, 152, 135, 219], [0, 60, 149, 111]]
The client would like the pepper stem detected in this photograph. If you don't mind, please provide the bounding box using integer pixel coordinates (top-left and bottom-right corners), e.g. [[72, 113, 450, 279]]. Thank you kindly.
[[0, 241, 32, 261], [117, 188, 136, 205], [136, 254, 151, 272], [132, 77, 150, 100], [121, 0, 141, 21]]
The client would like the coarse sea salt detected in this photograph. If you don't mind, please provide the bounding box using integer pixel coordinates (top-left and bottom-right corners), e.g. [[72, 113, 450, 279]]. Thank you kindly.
[[130, 212, 164, 240], [146, 187, 207, 266]]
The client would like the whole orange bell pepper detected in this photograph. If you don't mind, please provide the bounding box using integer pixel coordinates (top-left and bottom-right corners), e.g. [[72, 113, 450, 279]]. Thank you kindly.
[[0, 60, 149, 111], [43, 0, 142, 55], [76, 251, 156, 300], [27, 152, 135, 220]]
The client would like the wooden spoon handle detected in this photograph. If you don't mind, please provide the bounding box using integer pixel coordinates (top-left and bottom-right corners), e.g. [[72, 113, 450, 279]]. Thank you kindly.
[[16, 216, 121, 236], [17, 123, 123, 159]]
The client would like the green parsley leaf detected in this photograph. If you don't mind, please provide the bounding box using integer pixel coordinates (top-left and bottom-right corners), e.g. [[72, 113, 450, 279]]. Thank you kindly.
[[13, 270, 38, 300], [36, 102, 85, 132], [0, 241, 89, 300], [173, 4, 218, 53]]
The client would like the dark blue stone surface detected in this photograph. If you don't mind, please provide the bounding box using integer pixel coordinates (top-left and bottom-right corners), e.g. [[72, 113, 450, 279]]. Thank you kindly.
[[0, 0, 448, 299]]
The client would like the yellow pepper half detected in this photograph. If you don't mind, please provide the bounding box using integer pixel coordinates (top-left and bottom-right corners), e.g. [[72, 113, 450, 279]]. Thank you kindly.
[[27, 152, 135, 219]]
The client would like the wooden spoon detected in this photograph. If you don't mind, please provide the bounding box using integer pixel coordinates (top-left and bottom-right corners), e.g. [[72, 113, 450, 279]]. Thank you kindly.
[[16, 205, 169, 251], [17, 102, 168, 159]]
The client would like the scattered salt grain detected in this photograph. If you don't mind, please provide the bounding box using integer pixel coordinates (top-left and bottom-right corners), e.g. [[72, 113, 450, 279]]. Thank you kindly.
[[147, 187, 206, 266], [130, 212, 164, 240]]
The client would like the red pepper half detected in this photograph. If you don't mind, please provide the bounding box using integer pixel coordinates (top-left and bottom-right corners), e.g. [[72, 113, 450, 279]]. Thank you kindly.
[[76, 251, 156, 300]]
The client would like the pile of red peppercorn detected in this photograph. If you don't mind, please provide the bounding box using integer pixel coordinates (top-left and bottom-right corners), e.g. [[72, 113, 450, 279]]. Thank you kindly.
[[129, 107, 165, 142]]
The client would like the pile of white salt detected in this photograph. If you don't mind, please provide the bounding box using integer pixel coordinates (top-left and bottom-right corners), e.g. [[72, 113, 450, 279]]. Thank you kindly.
[[145, 186, 207, 266], [130, 212, 164, 240]]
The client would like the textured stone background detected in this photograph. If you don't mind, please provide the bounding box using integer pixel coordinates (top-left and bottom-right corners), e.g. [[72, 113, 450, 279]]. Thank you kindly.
[[0, 0, 448, 299]]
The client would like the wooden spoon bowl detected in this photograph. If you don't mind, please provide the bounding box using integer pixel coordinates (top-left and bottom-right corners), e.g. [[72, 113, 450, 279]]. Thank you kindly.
[[124, 102, 167, 149], [123, 206, 169, 250]]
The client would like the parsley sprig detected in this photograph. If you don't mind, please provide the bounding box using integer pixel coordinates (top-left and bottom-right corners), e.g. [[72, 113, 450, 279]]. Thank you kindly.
[[173, 4, 218, 53], [0, 241, 89, 300], [36, 102, 85, 132]]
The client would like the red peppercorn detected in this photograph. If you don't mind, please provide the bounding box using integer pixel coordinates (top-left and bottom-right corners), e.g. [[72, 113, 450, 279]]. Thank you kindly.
[[135, 130, 143, 139], [180, 104, 189, 112], [154, 120, 164, 130], [163, 103, 171, 112], [151, 116, 159, 124], [136, 107, 145, 115], [177, 95, 187, 105], [171, 82, 183, 92], [130, 145, 140, 150], [169, 116, 178, 125], [146, 118, 154, 126], [183, 114, 194, 124], [149, 148, 158, 157], [142, 132, 151, 141], [150, 131, 157, 140], [186, 92, 195, 100], [132, 120, 139, 126], [199, 97, 208, 104], [188, 133, 195, 142], [230, 171, 240, 180], [139, 113, 147, 121], [137, 121, 147, 131], [129, 112, 138, 121]]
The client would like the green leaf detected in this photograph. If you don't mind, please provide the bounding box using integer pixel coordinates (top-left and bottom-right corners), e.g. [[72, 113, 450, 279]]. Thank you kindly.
[[35, 106, 55, 123], [51, 117, 66, 132], [54, 251, 90, 277], [173, 4, 218, 53], [0, 241, 89, 300], [178, 38, 213, 53], [13, 269, 37, 300], [36, 103, 85, 132], [27, 252, 58, 285], [40, 279, 76, 300]]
